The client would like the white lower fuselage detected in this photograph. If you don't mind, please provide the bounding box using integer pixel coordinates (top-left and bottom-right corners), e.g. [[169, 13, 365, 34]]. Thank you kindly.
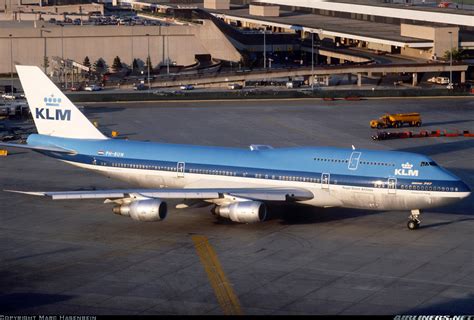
[[66, 160, 468, 211]]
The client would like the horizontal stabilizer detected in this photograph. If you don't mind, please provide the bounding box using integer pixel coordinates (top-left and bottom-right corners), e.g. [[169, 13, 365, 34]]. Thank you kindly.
[[0, 142, 77, 154]]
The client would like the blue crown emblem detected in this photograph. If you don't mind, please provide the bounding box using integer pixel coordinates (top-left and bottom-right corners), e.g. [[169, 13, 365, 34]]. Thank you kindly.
[[44, 95, 61, 107]]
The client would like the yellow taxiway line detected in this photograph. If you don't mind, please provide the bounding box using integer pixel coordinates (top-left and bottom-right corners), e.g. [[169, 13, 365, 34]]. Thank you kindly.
[[192, 235, 242, 315]]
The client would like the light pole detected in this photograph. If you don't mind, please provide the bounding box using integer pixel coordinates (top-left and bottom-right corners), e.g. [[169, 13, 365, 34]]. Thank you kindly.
[[311, 32, 314, 90], [131, 26, 134, 73], [60, 24, 64, 87], [146, 33, 150, 92], [166, 35, 170, 75], [448, 31, 453, 88], [263, 28, 266, 69], [40, 27, 51, 74], [9, 34, 13, 97]]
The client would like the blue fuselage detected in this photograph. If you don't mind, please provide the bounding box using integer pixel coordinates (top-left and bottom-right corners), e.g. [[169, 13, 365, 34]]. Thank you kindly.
[[28, 134, 471, 210]]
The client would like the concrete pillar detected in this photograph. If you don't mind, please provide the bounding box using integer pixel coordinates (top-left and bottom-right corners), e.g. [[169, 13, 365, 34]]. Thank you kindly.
[[327, 56, 331, 64], [357, 73, 362, 87], [368, 71, 372, 78], [460, 71, 465, 84], [412, 72, 418, 86], [325, 76, 329, 86]]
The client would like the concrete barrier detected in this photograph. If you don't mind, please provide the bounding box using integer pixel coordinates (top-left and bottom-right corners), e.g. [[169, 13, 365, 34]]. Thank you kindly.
[[66, 88, 471, 103]]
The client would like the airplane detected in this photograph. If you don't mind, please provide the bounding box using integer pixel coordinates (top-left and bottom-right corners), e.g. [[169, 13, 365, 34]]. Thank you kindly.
[[0, 65, 471, 230]]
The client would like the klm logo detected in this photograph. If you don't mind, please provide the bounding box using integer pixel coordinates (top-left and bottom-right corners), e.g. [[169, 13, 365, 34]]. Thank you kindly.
[[35, 95, 71, 121], [36, 108, 71, 121], [394, 162, 419, 177]]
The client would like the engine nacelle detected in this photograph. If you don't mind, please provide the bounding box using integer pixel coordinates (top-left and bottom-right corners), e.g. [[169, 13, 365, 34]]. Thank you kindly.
[[213, 201, 267, 223], [113, 199, 168, 222]]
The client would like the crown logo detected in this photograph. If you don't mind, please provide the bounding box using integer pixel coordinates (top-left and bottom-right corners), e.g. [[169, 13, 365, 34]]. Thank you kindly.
[[402, 162, 413, 169], [44, 94, 61, 107]]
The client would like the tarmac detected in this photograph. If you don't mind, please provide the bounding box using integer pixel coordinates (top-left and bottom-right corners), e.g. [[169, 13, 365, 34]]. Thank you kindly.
[[0, 97, 473, 315]]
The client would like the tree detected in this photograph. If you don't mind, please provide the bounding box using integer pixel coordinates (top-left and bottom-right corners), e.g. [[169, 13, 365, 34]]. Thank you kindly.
[[145, 56, 152, 70], [132, 58, 139, 71], [443, 48, 467, 62], [42, 56, 49, 72], [93, 58, 107, 74], [112, 56, 122, 72], [83, 56, 91, 68]]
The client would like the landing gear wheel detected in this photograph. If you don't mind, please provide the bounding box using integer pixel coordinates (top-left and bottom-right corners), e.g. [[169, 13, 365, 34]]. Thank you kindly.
[[407, 220, 420, 230], [407, 209, 421, 230]]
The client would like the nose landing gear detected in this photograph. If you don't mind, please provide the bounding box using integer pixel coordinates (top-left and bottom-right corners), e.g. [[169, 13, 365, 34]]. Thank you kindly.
[[407, 209, 421, 230]]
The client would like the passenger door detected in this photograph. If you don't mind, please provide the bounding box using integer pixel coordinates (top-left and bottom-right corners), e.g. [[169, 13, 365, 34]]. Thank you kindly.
[[321, 173, 330, 189], [387, 178, 397, 194], [348, 152, 361, 170], [177, 162, 185, 178]]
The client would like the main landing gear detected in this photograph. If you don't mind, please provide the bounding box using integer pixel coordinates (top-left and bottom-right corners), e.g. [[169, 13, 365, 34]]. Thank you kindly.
[[407, 209, 421, 230]]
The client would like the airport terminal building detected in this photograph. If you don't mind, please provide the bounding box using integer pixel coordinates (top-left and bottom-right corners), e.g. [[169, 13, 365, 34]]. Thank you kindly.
[[0, 0, 472, 80]]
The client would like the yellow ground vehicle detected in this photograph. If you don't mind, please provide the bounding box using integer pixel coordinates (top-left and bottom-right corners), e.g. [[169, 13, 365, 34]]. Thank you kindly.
[[370, 113, 422, 129]]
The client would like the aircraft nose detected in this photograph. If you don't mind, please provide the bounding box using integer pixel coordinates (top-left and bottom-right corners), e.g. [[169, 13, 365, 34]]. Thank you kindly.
[[457, 180, 471, 199]]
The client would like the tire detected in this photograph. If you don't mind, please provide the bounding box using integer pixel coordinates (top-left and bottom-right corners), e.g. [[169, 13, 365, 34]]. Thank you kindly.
[[407, 220, 419, 230]]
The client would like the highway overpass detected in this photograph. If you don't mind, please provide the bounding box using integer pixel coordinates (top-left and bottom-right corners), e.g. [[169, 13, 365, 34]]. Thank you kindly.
[[149, 62, 469, 88]]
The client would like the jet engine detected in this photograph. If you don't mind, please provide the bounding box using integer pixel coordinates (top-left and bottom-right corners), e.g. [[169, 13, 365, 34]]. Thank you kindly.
[[113, 199, 168, 222], [213, 201, 267, 223]]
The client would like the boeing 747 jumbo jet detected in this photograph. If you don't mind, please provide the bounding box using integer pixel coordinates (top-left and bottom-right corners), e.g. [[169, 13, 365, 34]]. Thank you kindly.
[[1, 66, 471, 230]]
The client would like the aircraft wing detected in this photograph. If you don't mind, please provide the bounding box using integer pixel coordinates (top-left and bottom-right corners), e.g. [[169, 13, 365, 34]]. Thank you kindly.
[[0, 142, 77, 154], [5, 188, 314, 202]]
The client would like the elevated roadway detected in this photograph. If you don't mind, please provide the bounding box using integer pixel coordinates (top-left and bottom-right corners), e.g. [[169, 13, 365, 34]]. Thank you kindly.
[[152, 63, 469, 88]]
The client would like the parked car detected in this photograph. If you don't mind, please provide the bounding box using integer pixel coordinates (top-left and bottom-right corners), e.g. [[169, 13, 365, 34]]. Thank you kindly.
[[133, 83, 147, 91], [84, 85, 102, 91], [1, 93, 16, 100], [428, 76, 450, 85], [437, 77, 450, 85], [228, 83, 242, 90], [180, 84, 194, 90]]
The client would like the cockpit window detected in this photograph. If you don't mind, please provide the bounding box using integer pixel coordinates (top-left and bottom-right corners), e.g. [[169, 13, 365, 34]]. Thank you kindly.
[[420, 161, 438, 167]]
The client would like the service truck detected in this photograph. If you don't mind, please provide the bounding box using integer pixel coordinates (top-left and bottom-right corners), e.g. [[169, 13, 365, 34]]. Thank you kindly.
[[370, 113, 422, 129]]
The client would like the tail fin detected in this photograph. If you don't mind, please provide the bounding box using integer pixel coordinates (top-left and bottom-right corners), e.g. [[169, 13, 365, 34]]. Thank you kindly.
[[16, 65, 107, 140]]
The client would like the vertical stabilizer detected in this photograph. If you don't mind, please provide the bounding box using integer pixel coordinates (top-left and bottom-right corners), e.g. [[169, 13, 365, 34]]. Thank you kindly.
[[16, 65, 107, 140]]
